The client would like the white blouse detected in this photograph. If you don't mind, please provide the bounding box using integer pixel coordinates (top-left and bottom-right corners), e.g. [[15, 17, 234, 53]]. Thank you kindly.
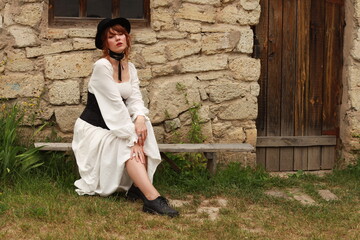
[[88, 58, 149, 147]]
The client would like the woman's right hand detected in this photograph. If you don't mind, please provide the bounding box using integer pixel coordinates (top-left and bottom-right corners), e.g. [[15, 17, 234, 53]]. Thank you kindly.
[[130, 143, 145, 164]]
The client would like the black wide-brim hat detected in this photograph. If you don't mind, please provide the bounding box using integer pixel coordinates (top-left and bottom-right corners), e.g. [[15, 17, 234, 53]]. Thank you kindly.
[[95, 17, 131, 50]]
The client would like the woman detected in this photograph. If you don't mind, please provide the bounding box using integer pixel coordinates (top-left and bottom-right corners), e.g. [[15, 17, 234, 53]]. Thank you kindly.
[[72, 17, 178, 217]]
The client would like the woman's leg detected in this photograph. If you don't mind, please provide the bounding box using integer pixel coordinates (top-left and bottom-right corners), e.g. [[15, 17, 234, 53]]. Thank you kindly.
[[125, 157, 160, 200]]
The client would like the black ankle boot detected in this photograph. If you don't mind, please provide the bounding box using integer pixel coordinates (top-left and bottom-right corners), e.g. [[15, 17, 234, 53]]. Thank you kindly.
[[143, 196, 179, 217], [126, 184, 146, 202]]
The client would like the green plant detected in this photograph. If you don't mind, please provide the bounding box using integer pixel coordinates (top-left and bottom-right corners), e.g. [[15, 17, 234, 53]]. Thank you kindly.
[[0, 104, 43, 184], [188, 104, 204, 144]]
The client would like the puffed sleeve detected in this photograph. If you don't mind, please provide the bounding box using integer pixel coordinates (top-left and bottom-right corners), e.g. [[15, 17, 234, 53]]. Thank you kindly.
[[88, 59, 137, 147], [126, 63, 150, 122]]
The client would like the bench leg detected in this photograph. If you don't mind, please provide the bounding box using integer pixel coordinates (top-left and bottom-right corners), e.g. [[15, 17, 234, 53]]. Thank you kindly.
[[204, 152, 217, 175], [160, 152, 181, 173]]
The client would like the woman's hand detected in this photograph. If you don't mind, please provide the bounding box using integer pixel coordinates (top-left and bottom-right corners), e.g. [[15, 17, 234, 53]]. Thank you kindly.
[[135, 115, 147, 146], [130, 143, 145, 164]]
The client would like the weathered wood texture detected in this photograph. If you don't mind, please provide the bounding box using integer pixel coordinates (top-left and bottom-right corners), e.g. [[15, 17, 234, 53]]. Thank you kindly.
[[35, 142, 255, 175], [257, 136, 336, 147], [256, 0, 344, 171], [35, 143, 255, 152]]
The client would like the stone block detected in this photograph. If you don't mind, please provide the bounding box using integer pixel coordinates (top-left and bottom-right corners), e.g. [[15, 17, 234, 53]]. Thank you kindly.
[[351, 37, 360, 61], [26, 41, 73, 58], [129, 47, 147, 69], [151, 7, 174, 30], [245, 128, 257, 146], [0, 13, 3, 29], [49, 80, 80, 105], [199, 87, 208, 100], [207, 81, 247, 103], [0, 73, 44, 98], [4, 3, 15, 26], [151, 0, 173, 8], [224, 127, 246, 142], [355, 1, 360, 25], [164, 118, 181, 132], [229, 56, 260, 81], [137, 68, 152, 82], [217, 98, 257, 120], [44, 52, 94, 80], [157, 31, 188, 39], [238, 4, 261, 25], [177, 20, 201, 33], [189, 34, 202, 41], [46, 28, 69, 39], [348, 65, 360, 89], [196, 71, 229, 81], [81, 77, 90, 105], [202, 24, 242, 33], [212, 121, 232, 138], [165, 40, 201, 60], [6, 49, 34, 72], [180, 55, 228, 73], [149, 76, 201, 123], [14, 2, 43, 27], [202, 31, 240, 54], [73, 38, 96, 50], [176, 3, 216, 23], [141, 43, 167, 64], [55, 106, 85, 133], [240, 0, 260, 10], [236, 27, 253, 54], [217, 5, 239, 24], [153, 125, 165, 143], [133, 29, 157, 44], [8, 25, 38, 47], [184, 0, 220, 4], [164, 120, 213, 143], [250, 82, 260, 97], [0, 0, 5, 10], [68, 28, 96, 38], [19, 0, 42, 2], [349, 88, 360, 111], [152, 61, 181, 77], [179, 104, 210, 125]]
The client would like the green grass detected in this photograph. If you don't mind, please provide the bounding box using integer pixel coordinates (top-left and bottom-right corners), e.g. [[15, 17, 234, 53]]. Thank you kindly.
[[0, 154, 360, 239]]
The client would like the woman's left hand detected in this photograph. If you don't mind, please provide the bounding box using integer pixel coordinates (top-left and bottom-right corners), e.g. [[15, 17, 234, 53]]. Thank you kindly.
[[135, 115, 147, 146]]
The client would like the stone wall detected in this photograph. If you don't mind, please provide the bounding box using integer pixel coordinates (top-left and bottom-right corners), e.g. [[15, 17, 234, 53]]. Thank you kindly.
[[0, 0, 260, 164], [341, 0, 360, 165]]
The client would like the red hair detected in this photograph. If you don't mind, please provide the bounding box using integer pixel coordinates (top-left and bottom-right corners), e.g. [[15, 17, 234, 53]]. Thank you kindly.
[[101, 25, 131, 58]]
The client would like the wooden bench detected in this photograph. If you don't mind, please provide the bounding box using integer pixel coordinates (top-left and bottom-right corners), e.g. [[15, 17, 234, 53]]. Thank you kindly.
[[34, 142, 255, 174]]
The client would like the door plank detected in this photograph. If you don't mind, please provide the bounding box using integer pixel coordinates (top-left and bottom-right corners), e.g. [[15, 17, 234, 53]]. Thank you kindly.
[[266, 0, 283, 171], [323, 0, 344, 134], [294, 0, 311, 170], [280, 0, 297, 171], [321, 146, 335, 169], [307, 0, 326, 170]]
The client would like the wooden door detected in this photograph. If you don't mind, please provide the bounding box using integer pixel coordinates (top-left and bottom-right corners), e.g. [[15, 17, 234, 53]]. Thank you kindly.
[[255, 0, 344, 171]]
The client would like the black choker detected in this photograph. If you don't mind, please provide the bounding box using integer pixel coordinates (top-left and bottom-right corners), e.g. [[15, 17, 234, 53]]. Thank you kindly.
[[109, 50, 124, 81]]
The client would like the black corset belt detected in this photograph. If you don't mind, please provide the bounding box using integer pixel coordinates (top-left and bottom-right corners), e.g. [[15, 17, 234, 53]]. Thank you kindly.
[[80, 92, 109, 130]]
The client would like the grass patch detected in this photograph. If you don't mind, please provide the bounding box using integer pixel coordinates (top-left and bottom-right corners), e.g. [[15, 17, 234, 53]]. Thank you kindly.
[[0, 155, 360, 239]]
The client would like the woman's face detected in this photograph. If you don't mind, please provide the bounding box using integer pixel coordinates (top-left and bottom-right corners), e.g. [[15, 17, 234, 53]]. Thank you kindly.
[[106, 28, 127, 53]]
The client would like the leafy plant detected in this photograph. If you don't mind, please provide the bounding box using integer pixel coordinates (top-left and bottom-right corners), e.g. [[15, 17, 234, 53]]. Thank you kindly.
[[0, 104, 43, 184], [188, 104, 204, 144]]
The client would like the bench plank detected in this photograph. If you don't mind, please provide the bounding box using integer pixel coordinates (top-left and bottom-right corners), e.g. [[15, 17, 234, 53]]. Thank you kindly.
[[35, 142, 255, 152], [35, 142, 255, 175]]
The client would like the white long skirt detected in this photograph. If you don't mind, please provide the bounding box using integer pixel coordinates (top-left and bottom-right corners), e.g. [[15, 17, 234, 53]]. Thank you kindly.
[[72, 118, 162, 197]]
